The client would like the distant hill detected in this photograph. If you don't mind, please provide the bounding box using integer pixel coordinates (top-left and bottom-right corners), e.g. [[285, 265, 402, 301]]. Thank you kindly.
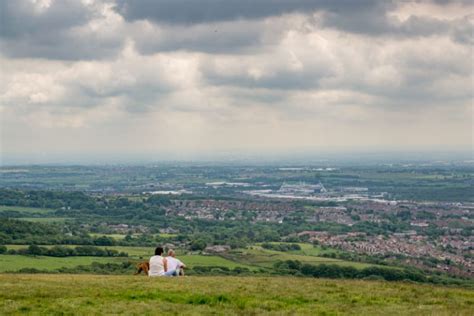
[[1, 274, 472, 315]]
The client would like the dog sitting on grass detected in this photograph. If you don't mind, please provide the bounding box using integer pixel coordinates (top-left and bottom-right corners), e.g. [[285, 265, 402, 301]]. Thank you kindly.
[[134, 260, 185, 276], [134, 261, 150, 275]]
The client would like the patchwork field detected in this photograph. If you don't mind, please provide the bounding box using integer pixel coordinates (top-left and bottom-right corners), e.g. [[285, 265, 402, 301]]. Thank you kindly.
[[0, 205, 67, 222], [0, 274, 473, 315], [1, 240, 397, 276], [1, 244, 378, 273]]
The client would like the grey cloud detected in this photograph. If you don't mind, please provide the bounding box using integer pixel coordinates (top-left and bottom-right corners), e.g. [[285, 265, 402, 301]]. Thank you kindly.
[[204, 68, 332, 91], [116, 0, 472, 45], [78, 82, 171, 113], [197, 37, 472, 110], [0, 0, 123, 60], [324, 12, 448, 37], [0, 0, 90, 37], [323, 10, 473, 45], [113, 0, 402, 37], [1, 32, 124, 60], [1, 0, 471, 61], [114, 0, 376, 25], [131, 20, 265, 54], [450, 16, 474, 45], [1, 0, 471, 110]]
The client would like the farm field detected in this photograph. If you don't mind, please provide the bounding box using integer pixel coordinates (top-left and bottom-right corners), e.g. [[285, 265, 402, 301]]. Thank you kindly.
[[88, 233, 178, 240], [0, 244, 388, 271], [259, 242, 343, 256], [12, 217, 70, 223], [88, 233, 132, 240], [0, 205, 54, 214], [0, 255, 120, 272], [1, 274, 473, 315], [0, 253, 254, 272], [179, 255, 256, 270], [225, 247, 376, 269], [0, 205, 67, 222], [2, 244, 377, 272], [1, 242, 258, 272]]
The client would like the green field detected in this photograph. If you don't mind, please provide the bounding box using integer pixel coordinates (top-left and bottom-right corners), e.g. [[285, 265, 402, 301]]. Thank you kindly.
[[0, 205, 54, 214], [1, 243, 255, 272], [290, 243, 340, 256], [225, 247, 375, 269], [2, 244, 383, 272], [179, 255, 256, 270], [0, 255, 120, 272], [0, 205, 54, 215], [0, 253, 252, 272], [259, 242, 343, 257], [13, 217, 70, 223], [89, 233, 177, 240], [0, 274, 472, 315], [0, 205, 67, 223], [88, 233, 131, 240]]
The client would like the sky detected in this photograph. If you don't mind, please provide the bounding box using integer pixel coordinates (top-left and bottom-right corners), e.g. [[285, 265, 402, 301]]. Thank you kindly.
[[0, 0, 473, 164]]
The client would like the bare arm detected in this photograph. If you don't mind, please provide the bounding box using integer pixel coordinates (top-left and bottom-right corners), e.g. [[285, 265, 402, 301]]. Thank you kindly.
[[163, 257, 168, 272], [179, 259, 186, 268]]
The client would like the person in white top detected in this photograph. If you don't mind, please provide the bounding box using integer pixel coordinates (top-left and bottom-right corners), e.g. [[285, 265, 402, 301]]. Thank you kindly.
[[148, 246, 168, 277], [166, 249, 186, 276]]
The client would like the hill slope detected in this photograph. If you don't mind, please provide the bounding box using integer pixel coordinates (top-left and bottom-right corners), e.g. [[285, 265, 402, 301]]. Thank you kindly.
[[1, 275, 473, 315]]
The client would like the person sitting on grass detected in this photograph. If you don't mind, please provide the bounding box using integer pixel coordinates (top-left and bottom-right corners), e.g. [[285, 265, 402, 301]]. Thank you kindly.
[[148, 246, 168, 277], [166, 249, 186, 276]]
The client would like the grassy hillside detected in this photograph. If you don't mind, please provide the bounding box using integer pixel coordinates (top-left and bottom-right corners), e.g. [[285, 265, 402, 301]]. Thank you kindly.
[[1, 274, 473, 315]]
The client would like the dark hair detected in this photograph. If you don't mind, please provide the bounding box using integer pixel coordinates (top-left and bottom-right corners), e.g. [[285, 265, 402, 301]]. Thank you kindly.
[[155, 246, 164, 256]]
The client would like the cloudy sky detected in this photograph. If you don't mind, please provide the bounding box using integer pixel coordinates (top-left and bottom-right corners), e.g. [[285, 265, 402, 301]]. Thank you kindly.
[[0, 0, 473, 163]]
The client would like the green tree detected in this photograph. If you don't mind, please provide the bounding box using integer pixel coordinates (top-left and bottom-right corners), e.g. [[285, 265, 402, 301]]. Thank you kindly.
[[93, 236, 115, 246], [190, 239, 207, 251], [28, 244, 43, 256]]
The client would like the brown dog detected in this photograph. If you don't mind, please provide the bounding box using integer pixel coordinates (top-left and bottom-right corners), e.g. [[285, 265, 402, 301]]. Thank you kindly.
[[134, 262, 150, 275]]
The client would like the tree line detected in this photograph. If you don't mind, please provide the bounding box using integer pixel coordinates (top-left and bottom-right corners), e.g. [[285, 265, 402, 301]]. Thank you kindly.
[[273, 260, 472, 287], [2, 244, 127, 257]]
